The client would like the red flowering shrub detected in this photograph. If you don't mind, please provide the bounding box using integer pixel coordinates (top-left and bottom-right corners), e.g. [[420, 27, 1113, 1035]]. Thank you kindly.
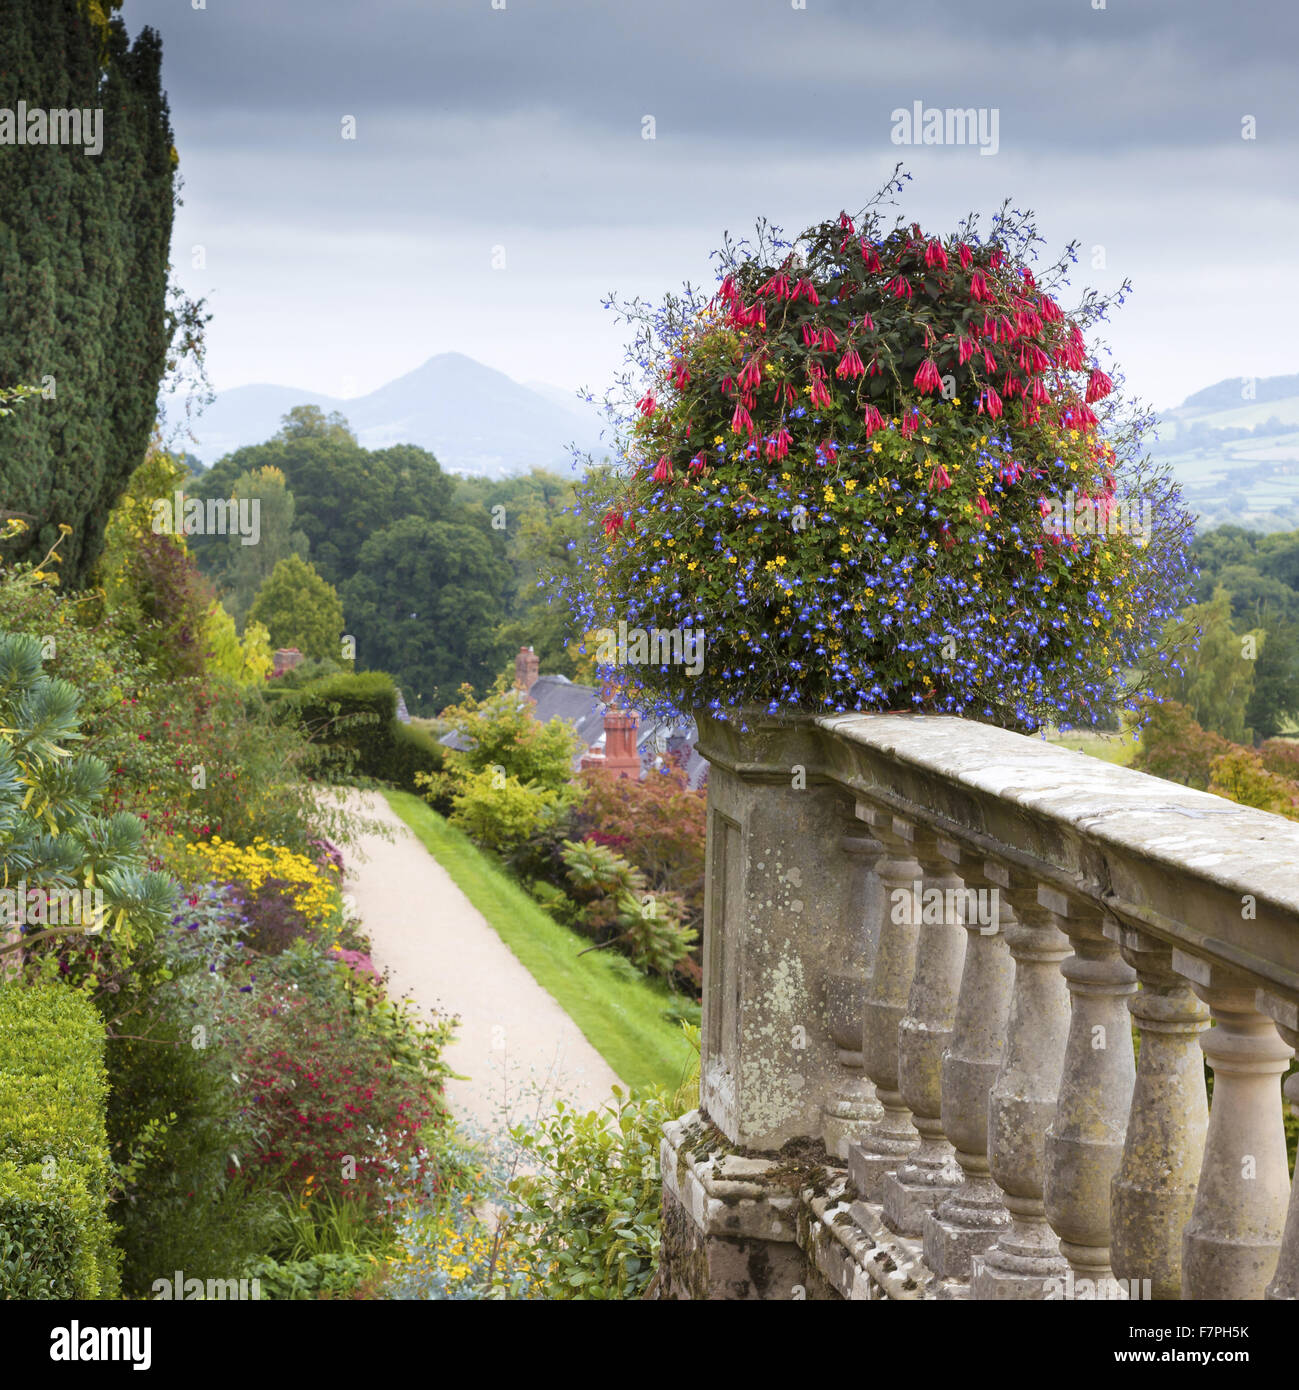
[[570, 764, 706, 930], [238, 983, 449, 1211]]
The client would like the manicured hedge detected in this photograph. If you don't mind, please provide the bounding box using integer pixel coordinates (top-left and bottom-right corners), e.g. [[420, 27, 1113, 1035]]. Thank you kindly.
[[275, 671, 443, 791], [0, 984, 120, 1298]]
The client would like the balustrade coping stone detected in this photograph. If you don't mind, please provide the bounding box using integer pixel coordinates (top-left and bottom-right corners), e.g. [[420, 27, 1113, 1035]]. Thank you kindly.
[[694, 710, 1299, 1002]]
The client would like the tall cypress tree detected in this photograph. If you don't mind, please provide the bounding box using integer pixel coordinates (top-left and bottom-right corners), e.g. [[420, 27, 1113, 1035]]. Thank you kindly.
[[0, 0, 175, 585]]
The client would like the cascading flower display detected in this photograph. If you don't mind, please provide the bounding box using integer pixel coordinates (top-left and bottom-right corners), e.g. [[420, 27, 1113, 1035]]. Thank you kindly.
[[565, 182, 1195, 730]]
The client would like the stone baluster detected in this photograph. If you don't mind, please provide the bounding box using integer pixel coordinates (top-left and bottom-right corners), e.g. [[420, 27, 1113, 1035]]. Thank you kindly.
[[821, 828, 885, 1159], [970, 870, 1072, 1299], [1259, 992, 1299, 1301], [1106, 921, 1209, 1301], [848, 803, 922, 1203], [880, 829, 968, 1238], [1042, 890, 1136, 1291], [923, 843, 1015, 1284], [1175, 952, 1294, 1299]]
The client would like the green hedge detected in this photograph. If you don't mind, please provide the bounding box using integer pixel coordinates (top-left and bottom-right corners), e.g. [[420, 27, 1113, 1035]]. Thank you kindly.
[[277, 671, 443, 791], [0, 984, 120, 1298]]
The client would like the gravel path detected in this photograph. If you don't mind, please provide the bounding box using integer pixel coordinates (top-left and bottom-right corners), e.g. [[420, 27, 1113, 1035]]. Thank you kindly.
[[342, 791, 622, 1135]]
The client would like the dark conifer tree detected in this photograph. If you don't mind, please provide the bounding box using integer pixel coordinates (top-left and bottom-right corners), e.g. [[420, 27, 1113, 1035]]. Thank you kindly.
[[0, 0, 175, 584]]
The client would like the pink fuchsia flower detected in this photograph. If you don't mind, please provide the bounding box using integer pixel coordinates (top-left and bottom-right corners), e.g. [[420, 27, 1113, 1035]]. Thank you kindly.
[[860, 241, 883, 272], [793, 277, 820, 305], [928, 463, 952, 492], [862, 404, 886, 437], [731, 402, 754, 434], [914, 359, 943, 394], [757, 272, 791, 298], [989, 248, 1005, 269], [969, 269, 992, 302], [857, 312, 875, 332], [801, 323, 819, 347], [651, 455, 674, 483], [1038, 295, 1064, 324], [976, 494, 994, 516], [957, 243, 973, 270], [766, 427, 792, 461], [819, 327, 838, 351], [958, 336, 975, 366], [979, 386, 1004, 420], [888, 275, 913, 300], [602, 510, 626, 536], [1062, 401, 1099, 431], [809, 377, 832, 409], [1086, 367, 1114, 403], [1000, 458, 1024, 485], [901, 410, 922, 439], [636, 390, 657, 416], [671, 360, 691, 391], [835, 346, 865, 380], [924, 239, 949, 271], [738, 357, 763, 393]]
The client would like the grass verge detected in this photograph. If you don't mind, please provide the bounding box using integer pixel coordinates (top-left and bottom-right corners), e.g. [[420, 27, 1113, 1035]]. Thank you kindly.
[[383, 790, 695, 1096]]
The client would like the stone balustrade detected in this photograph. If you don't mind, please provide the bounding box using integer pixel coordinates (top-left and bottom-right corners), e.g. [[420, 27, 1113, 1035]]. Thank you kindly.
[[656, 712, 1299, 1302]]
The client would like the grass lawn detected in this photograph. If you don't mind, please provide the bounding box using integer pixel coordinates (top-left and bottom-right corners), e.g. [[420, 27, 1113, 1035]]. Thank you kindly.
[[384, 790, 696, 1097]]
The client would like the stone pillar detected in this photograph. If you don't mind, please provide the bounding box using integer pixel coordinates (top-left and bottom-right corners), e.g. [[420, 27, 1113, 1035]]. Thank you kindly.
[[1042, 890, 1136, 1289], [1176, 953, 1294, 1300], [970, 869, 1071, 1299], [696, 715, 866, 1150], [821, 829, 884, 1160], [848, 803, 922, 1203], [1106, 922, 1209, 1301], [1259, 992, 1299, 1301], [881, 829, 968, 1238], [923, 844, 1015, 1283]]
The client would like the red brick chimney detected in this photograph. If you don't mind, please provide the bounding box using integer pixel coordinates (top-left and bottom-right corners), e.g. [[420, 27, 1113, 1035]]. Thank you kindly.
[[597, 682, 641, 780], [514, 645, 540, 693]]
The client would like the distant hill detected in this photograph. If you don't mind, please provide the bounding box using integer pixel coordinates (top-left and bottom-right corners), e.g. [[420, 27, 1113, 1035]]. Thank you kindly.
[[186, 353, 612, 477], [1151, 371, 1299, 532]]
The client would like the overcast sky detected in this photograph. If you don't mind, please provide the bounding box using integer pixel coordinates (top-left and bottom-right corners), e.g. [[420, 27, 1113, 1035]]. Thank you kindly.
[[120, 0, 1298, 416]]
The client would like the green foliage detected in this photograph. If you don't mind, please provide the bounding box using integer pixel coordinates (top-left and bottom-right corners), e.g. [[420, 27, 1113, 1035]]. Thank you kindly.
[[447, 769, 571, 857], [0, 632, 176, 974], [434, 679, 586, 791], [196, 465, 311, 624], [280, 671, 445, 791], [1245, 618, 1299, 741], [0, 983, 120, 1298], [560, 838, 696, 980], [249, 554, 344, 661], [507, 1087, 670, 1300], [1208, 748, 1299, 817], [0, 0, 176, 584], [1151, 588, 1259, 742], [245, 1251, 382, 1301], [420, 679, 586, 855]]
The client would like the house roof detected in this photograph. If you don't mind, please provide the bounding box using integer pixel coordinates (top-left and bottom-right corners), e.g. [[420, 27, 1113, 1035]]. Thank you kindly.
[[438, 672, 705, 787]]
